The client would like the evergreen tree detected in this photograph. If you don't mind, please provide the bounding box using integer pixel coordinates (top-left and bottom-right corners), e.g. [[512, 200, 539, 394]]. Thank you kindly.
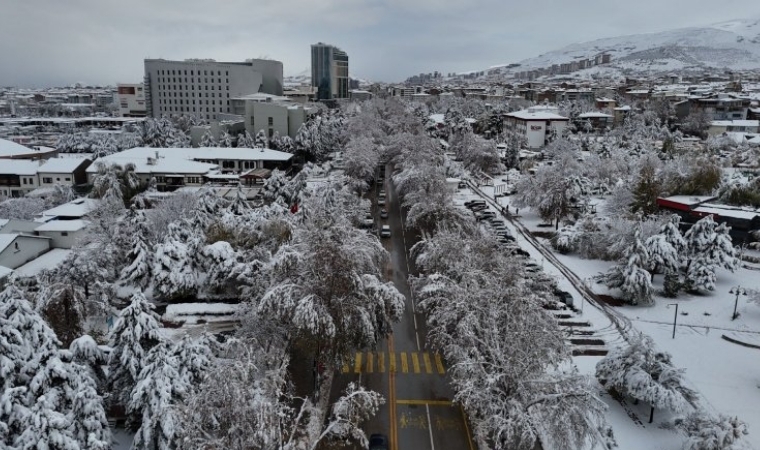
[[199, 130, 217, 148], [153, 221, 203, 299], [120, 209, 154, 289], [236, 130, 254, 148], [674, 411, 749, 450], [645, 234, 679, 279], [682, 216, 737, 292], [229, 183, 250, 215], [630, 162, 661, 216], [219, 130, 233, 148], [107, 291, 163, 416], [596, 230, 654, 305], [254, 129, 268, 148], [269, 130, 282, 150]]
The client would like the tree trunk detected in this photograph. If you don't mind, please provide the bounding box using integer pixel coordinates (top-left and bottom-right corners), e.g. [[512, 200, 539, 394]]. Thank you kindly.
[[649, 406, 655, 424]]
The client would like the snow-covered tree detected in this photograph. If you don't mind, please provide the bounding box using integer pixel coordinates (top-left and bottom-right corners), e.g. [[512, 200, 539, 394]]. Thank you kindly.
[[70, 334, 108, 392], [254, 129, 268, 148], [596, 230, 654, 305], [682, 215, 737, 293], [119, 208, 154, 289], [674, 411, 748, 450], [107, 291, 163, 414], [129, 341, 187, 450], [229, 183, 250, 215], [38, 282, 85, 347], [71, 363, 112, 450], [153, 220, 203, 300], [219, 130, 233, 148], [596, 333, 697, 421], [645, 234, 679, 279], [343, 135, 379, 192], [236, 130, 254, 148], [199, 130, 217, 148]]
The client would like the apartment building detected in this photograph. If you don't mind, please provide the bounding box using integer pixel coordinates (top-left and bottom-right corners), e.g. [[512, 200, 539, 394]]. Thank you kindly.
[[230, 93, 315, 139], [115, 83, 147, 117], [503, 107, 569, 149], [144, 58, 284, 120], [311, 43, 349, 100]]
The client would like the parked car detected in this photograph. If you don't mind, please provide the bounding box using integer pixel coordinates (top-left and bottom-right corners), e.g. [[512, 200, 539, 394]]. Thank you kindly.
[[380, 225, 391, 238], [369, 434, 389, 450], [378, 197, 386, 206], [458, 181, 467, 189], [465, 200, 486, 208], [380, 209, 388, 219], [489, 219, 505, 227], [554, 290, 574, 308], [471, 205, 488, 212], [476, 212, 496, 221], [360, 214, 374, 228], [379, 189, 386, 197]]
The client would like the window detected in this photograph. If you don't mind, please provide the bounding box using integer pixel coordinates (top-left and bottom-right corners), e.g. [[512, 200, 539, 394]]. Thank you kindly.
[[226, 71, 228, 76], [222, 160, 236, 168], [61, 232, 68, 236], [43, 177, 53, 183], [65, 177, 70, 181], [251, 117, 255, 126], [268, 117, 273, 126], [55, 178, 60, 182]]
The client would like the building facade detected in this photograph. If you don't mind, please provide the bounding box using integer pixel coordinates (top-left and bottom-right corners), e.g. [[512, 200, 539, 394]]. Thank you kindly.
[[311, 43, 349, 100], [230, 93, 315, 139], [115, 83, 147, 117], [144, 58, 284, 120], [503, 108, 569, 149]]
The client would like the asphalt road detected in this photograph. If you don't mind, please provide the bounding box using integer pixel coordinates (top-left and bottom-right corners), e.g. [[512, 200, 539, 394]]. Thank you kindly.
[[330, 166, 475, 450]]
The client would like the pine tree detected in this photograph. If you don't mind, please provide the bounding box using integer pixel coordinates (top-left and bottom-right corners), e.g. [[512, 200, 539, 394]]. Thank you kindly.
[[236, 130, 254, 148], [229, 183, 250, 215], [153, 220, 203, 300], [596, 230, 654, 305], [107, 291, 163, 415], [674, 411, 749, 450], [269, 130, 282, 150], [254, 129, 268, 148], [219, 130, 233, 148], [120, 209, 154, 289], [199, 130, 217, 148], [71, 363, 112, 450], [645, 234, 679, 279], [171, 334, 213, 385], [630, 162, 661, 216], [682, 215, 736, 292], [130, 341, 188, 450], [663, 271, 681, 298], [70, 334, 108, 393]]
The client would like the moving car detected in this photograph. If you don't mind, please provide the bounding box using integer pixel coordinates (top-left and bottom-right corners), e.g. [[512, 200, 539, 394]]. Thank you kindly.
[[380, 225, 391, 238], [378, 196, 386, 206], [380, 209, 388, 219]]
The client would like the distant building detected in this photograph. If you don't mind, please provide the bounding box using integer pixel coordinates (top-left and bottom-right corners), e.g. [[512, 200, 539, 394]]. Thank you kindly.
[[115, 83, 147, 117], [349, 90, 373, 102], [311, 43, 349, 100], [144, 58, 284, 120], [230, 93, 316, 139], [707, 120, 759, 136]]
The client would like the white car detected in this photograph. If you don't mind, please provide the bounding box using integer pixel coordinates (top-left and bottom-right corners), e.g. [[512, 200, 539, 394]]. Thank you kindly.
[[380, 225, 391, 238]]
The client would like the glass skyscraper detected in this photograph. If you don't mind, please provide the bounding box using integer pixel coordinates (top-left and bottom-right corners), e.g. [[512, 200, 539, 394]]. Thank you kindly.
[[311, 43, 349, 100]]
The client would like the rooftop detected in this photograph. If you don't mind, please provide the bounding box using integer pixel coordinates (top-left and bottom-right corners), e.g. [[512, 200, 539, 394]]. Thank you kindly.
[[41, 198, 100, 219], [13, 249, 71, 277], [35, 219, 90, 232], [505, 110, 569, 121], [37, 157, 90, 173]]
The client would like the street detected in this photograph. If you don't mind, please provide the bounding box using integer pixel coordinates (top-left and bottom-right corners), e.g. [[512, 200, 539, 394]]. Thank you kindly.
[[330, 166, 475, 450]]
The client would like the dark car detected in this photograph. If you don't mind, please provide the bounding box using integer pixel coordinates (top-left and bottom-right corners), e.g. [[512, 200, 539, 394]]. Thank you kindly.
[[554, 290, 574, 308], [369, 434, 389, 450], [465, 200, 486, 208], [380, 208, 388, 219]]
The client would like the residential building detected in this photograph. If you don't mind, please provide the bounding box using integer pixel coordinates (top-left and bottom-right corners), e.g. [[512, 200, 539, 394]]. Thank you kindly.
[[708, 120, 760, 136], [0, 155, 91, 197], [34, 220, 90, 249], [349, 90, 373, 101], [0, 138, 58, 160], [40, 198, 100, 221], [230, 93, 315, 139], [0, 160, 40, 197], [144, 58, 284, 120], [115, 83, 147, 117], [311, 43, 349, 100], [574, 112, 614, 131], [0, 234, 51, 270], [86, 147, 293, 191], [675, 94, 752, 121], [36, 157, 91, 187], [503, 107, 570, 149]]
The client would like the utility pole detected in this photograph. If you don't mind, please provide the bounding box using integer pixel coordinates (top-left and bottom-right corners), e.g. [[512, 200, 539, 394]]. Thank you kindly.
[[730, 286, 745, 321], [667, 303, 678, 339]]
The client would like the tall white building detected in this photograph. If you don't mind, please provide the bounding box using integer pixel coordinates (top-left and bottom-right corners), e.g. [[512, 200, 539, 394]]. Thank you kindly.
[[144, 58, 284, 120], [115, 83, 147, 117]]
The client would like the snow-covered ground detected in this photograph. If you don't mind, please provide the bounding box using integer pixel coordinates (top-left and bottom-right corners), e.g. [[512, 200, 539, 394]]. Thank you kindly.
[[455, 183, 760, 450]]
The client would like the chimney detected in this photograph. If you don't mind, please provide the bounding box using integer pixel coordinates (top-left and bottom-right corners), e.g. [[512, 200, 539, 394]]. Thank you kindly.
[[155, 150, 159, 159]]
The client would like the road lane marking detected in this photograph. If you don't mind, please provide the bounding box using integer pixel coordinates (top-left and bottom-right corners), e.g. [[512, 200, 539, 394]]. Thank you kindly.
[[400, 352, 408, 373], [423, 352, 433, 374], [411, 352, 420, 373], [397, 399, 453, 406], [378, 352, 385, 373], [434, 353, 446, 374], [354, 352, 362, 374], [426, 405, 436, 450], [389, 352, 396, 373], [366, 352, 374, 373], [388, 334, 398, 450]]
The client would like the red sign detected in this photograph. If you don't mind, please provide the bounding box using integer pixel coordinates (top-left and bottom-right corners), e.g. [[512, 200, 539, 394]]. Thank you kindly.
[[530, 125, 543, 131]]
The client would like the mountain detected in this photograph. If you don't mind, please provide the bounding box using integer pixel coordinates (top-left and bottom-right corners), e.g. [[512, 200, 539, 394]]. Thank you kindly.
[[490, 16, 760, 77]]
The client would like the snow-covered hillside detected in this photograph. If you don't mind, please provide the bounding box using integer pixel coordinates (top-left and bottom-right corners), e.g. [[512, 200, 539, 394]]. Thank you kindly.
[[494, 16, 760, 76]]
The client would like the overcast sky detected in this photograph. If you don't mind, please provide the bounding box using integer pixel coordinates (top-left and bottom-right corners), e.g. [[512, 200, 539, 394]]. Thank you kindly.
[[2, 0, 759, 87]]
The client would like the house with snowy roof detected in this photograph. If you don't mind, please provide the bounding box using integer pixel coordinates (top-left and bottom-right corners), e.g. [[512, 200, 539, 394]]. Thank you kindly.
[[0, 154, 91, 197], [657, 195, 760, 243], [574, 112, 614, 132], [36, 157, 91, 187], [0, 233, 51, 270], [0, 137, 59, 160], [503, 107, 569, 148], [86, 147, 293, 191]]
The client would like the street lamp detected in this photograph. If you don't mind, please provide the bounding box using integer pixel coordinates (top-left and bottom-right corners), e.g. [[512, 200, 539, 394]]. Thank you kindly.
[[667, 303, 678, 339], [729, 286, 747, 321]]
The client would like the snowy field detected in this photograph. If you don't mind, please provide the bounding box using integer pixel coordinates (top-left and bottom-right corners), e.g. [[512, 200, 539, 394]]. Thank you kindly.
[[454, 183, 760, 450]]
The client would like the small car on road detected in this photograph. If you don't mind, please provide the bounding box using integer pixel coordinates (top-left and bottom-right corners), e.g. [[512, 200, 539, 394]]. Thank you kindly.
[[380, 225, 391, 238], [380, 208, 388, 219]]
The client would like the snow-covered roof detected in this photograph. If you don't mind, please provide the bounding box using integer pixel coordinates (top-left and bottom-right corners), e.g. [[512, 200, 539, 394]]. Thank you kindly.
[[87, 147, 293, 176], [0, 160, 40, 176], [36, 157, 89, 174], [693, 206, 760, 220], [710, 120, 759, 127], [0, 138, 44, 158], [505, 110, 569, 121], [41, 198, 99, 219], [577, 112, 613, 119], [429, 114, 445, 124], [0, 234, 18, 253], [660, 195, 718, 206], [13, 249, 71, 277], [35, 219, 90, 232], [595, 97, 615, 102], [614, 105, 632, 111]]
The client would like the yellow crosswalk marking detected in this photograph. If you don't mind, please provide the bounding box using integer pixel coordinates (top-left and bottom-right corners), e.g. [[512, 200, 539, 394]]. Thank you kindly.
[[354, 352, 362, 374], [389, 352, 396, 373], [400, 352, 409, 373], [434, 353, 446, 375], [366, 352, 374, 373], [378, 352, 385, 373], [423, 353, 433, 374], [411, 352, 420, 373], [342, 361, 350, 374]]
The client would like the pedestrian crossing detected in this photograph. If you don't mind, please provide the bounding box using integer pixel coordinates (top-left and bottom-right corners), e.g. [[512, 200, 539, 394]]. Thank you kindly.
[[342, 351, 447, 375]]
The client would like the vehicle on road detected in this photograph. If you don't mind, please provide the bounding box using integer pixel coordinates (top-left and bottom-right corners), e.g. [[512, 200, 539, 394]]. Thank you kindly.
[[476, 212, 496, 221], [458, 181, 467, 189], [378, 196, 386, 206], [554, 290, 574, 308], [380, 225, 391, 238], [379, 189, 386, 197], [360, 214, 374, 228], [369, 434, 388, 450], [470, 205, 488, 213], [465, 200, 486, 207], [380, 208, 388, 219]]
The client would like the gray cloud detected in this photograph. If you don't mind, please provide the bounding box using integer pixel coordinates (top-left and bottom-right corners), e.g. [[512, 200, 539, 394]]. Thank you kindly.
[[1, 0, 759, 87]]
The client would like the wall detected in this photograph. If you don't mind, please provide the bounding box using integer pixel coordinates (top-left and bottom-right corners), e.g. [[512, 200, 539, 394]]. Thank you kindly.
[[0, 236, 50, 269], [246, 101, 289, 139], [37, 229, 84, 249], [37, 172, 75, 187]]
